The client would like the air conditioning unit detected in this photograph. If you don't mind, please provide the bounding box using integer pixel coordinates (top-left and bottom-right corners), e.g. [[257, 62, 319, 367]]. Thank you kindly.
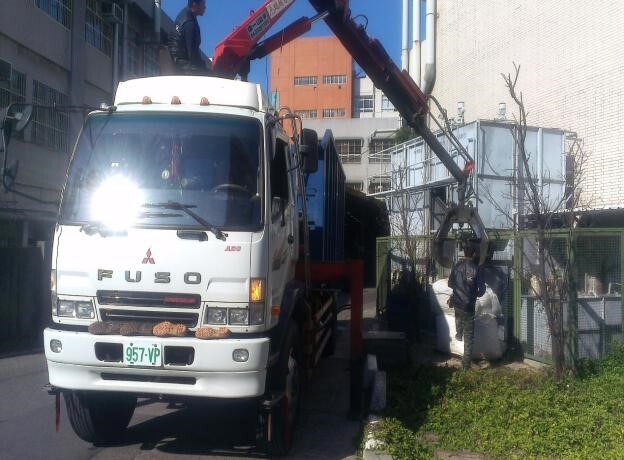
[[102, 2, 123, 24]]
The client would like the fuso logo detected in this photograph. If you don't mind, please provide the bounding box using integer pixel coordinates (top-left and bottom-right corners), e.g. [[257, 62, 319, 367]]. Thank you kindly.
[[142, 248, 155, 264], [225, 245, 242, 252]]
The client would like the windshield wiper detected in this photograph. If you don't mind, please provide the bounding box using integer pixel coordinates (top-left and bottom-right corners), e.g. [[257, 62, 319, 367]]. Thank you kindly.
[[142, 201, 227, 241]]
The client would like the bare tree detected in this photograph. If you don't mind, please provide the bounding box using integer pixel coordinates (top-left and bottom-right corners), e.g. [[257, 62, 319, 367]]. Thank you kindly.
[[500, 63, 590, 378], [387, 157, 425, 282]]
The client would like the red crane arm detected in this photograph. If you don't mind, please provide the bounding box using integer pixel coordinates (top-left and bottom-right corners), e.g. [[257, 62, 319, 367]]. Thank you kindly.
[[213, 0, 298, 78]]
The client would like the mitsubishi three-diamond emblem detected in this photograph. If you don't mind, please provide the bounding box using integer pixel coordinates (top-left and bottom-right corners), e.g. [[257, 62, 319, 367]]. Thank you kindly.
[[142, 248, 155, 264]]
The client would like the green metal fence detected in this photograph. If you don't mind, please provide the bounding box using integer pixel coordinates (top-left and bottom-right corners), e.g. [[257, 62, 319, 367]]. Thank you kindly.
[[377, 229, 624, 363]]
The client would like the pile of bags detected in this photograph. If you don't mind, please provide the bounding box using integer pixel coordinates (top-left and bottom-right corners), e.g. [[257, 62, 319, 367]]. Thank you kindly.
[[429, 279, 506, 360]]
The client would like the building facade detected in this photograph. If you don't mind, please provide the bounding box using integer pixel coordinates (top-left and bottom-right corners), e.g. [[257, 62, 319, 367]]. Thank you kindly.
[[270, 36, 401, 192], [0, 0, 179, 350], [304, 117, 401, 194], [430, 0, 624, 209], [0, 0, 175, 244], [270, 36, 352, 121]]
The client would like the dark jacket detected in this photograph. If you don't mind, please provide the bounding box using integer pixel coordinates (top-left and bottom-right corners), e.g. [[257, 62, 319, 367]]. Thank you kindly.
[[169, 7, 205, 68], [448, 258, 486, 312]]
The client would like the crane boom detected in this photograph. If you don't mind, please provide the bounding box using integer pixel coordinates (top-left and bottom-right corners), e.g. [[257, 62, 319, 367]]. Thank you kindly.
[[213, 0, 488, 265]]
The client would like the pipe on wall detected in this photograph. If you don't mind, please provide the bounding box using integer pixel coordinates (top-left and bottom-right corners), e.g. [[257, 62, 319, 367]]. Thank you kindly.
[[410, 0, 421, 85], [421, 0, 436, 96], [113, 22, 120, 91], [401, 0, 409, 72], [537, 128, 544, 190], [154, 0, 161, 43], [122, 2, 130, 80]]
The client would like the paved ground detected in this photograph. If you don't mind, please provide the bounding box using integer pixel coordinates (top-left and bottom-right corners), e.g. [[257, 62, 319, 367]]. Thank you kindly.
[[0, 288, 379, 460]]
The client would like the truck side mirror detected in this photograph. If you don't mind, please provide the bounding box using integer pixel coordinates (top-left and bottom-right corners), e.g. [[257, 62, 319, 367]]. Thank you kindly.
[[300, 128, 318, 174]]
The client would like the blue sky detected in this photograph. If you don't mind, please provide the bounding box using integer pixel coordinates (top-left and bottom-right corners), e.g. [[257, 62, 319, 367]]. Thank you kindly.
[[162, 1, 411, 93]]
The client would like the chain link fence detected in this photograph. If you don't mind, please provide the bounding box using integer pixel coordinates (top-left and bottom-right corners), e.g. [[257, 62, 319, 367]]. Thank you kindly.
[[377, 229, 624, 364]]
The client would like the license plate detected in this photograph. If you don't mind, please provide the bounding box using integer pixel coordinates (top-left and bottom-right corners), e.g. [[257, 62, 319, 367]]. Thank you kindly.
[[123, 342, 162, 367]]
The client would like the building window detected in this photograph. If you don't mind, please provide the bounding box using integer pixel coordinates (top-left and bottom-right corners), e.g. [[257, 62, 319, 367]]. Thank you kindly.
[[295, 110, 317, 119], [127, 37, 141, 77], [369, 138, 395, 163], [144, 45, 160, 77], [86, 0, 113, 56], [381, 95, 397, 112], [0, 62, 26, 139], [368, 176, 391, 194], [0, 62, 26, 110], [335, 139, 362, 163], [323, 108, 346, 119], [356, 95, 374, 113], [346, 182, 363, 192], [32, 81, 70, 153], [323, 75, 347, 85], [294, 76, 317, 86], [35, 0, 72, 29]]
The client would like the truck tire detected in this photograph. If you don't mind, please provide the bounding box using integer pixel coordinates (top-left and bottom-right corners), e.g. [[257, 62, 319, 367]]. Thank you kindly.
[[263, 323, 302, 456], [64, 391, 136, 444]]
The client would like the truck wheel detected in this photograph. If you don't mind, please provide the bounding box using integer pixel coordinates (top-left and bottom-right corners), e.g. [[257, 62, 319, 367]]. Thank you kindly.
[[64, 391, 136, 444], [264, 324, 302, 456]]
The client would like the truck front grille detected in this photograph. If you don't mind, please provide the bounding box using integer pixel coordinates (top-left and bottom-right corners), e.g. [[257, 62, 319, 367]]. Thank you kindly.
[[97, 290, 201, 309], [99, 309, 199, 328]]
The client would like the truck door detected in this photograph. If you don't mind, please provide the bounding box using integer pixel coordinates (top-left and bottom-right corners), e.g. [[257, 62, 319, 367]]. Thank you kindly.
[[269, 137, 296, 309]]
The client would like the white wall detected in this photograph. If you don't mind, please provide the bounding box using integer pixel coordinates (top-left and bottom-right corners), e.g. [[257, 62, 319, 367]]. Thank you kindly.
[[431, 0, 624, 208]]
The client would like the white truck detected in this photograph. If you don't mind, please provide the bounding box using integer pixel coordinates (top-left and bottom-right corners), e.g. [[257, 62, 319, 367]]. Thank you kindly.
[[43, 75, 337, 455]]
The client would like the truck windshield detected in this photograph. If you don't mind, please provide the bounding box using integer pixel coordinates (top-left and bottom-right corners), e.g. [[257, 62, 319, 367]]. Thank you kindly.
[[60, 113, 263, 231]]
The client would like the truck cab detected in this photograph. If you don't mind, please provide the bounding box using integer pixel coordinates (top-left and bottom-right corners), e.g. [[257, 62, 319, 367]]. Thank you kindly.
[[44, 76, 314, 452]]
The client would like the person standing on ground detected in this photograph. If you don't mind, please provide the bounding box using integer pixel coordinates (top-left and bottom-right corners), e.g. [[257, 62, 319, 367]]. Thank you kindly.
[[169, 0, 211, 75], [448, 240, 486, 370]]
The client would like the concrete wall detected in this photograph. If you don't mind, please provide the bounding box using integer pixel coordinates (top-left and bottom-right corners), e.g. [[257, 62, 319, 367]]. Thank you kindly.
[[432, 0, 624, 208]]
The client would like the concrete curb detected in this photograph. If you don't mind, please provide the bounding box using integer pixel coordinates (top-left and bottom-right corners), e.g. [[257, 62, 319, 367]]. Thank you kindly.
[[362, 354, 392, 460]]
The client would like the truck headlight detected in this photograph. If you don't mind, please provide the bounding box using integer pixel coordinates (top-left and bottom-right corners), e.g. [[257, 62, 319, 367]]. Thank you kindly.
[[206, 307, 227, 325], [249, 303, 265, 325], [229, 308, 249, 325], [57, 300, 95, 319], [75, 301, 96, 319]]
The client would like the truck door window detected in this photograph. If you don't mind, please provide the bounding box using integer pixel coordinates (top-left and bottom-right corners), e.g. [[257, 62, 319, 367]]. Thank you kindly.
[[270, 139, 290, 221], [271, 140, 290, 201]]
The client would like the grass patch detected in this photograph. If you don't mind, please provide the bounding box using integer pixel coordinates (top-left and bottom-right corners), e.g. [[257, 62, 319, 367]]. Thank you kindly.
[[374, 347, 624, 459]]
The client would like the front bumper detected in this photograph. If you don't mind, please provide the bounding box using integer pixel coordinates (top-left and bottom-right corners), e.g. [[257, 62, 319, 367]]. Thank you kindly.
[[44, 328, 270, 398]]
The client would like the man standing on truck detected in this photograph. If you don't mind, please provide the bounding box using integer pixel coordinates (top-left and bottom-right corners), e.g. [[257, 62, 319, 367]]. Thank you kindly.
[[448, 239, 486, 370], [169, 0, 211, 75]]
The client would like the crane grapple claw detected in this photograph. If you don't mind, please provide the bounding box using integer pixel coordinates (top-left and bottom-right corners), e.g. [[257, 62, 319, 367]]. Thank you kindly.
[[432, 204, 488, 268]]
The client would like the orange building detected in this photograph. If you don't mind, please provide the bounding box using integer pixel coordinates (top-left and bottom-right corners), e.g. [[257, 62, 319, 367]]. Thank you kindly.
[[270, 36, 352, 119]]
